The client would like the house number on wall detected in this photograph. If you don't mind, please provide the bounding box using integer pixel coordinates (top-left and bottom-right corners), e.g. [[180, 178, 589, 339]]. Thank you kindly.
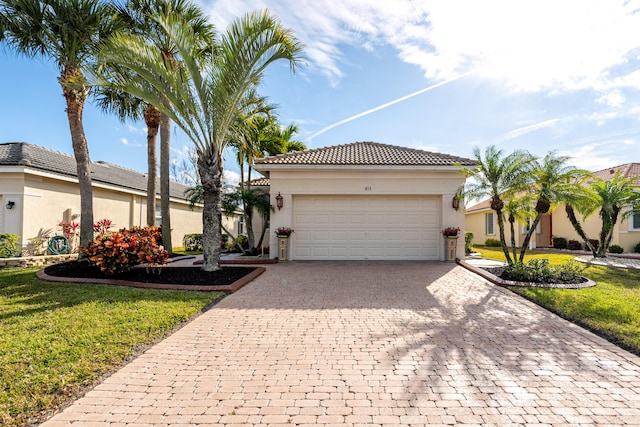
[[364, 186, 372, 191]]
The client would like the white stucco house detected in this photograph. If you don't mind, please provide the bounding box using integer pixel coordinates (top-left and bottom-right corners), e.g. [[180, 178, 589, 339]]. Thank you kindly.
[[0, 142, 204, 252], [254, 141, 474, 261]]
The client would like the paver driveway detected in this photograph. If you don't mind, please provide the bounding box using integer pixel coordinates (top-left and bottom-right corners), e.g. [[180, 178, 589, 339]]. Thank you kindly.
[[43, 262, 640, 426]]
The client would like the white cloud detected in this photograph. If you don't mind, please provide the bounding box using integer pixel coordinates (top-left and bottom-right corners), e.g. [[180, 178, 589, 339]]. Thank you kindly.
[[200, 0, 640, 93], [223, 170, 241, 187], [120, 137, 129, 145], [500, 119, 560, 142], [596, 90, 626, 108]]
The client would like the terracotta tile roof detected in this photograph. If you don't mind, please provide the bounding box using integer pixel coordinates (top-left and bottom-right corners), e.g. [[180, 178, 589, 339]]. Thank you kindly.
[[0, 142, 192, 200], [245, 177, 270, 187], [255, 141, 476, 167], [465, 199, 491, 212], [592, 163, 640, 185]]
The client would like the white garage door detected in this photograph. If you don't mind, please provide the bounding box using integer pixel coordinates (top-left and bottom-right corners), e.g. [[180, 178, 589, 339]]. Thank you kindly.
[[292, 195, 441, 260]]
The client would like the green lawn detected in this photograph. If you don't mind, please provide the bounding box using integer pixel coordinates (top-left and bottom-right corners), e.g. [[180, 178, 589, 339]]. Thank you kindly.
[[475, 247, 640, 356], [0, 267, 222, 426]]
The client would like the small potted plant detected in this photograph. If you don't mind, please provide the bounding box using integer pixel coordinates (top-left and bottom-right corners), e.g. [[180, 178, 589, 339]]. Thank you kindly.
[[442, 227, 460, 238], [275, 227, 294, 237]]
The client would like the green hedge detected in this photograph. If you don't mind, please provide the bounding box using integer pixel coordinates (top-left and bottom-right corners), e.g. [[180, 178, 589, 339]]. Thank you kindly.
[[0, 234, 19, 258], [182, 234, 203, 251]]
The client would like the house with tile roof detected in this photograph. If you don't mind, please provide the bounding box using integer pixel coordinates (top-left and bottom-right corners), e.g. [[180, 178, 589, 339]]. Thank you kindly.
[[464, 163, 640, 252], [254, 141, 474, 261], [0, 142, 208, 252]]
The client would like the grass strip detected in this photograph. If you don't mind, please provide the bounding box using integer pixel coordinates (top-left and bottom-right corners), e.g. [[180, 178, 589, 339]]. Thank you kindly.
[[475, 247, 640, 356], [0, 267, 222, 426]]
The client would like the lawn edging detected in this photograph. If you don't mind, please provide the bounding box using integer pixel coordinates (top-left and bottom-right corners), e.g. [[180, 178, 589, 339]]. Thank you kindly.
[[36, 266, 266, 292], [457, 258, 597, 289]]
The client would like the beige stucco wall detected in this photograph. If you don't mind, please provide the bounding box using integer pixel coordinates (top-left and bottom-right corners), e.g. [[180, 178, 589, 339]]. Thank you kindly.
[[260, 167, 466, 260], [1, 169, 202, 252], [465, 208, 519, 247], [552, 206, 640, 252]]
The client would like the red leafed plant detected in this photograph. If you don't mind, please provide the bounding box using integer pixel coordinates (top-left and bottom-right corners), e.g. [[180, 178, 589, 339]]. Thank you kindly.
[[80, 225, 168, 274], [93, 218, 115, 236]]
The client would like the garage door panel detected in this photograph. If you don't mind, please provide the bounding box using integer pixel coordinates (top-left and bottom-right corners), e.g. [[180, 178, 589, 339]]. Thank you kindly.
[[292, 195, 441, 260]]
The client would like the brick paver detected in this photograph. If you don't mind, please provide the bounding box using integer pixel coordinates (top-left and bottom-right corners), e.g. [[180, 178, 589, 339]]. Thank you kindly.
[[42, 261, 640, 426]]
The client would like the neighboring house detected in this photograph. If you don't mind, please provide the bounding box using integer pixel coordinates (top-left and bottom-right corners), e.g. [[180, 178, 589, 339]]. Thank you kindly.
[[0, 142, 203, 252], [254, 141, 474, 261], [465, 199, 552, 249], [465, 163, 640, 252]]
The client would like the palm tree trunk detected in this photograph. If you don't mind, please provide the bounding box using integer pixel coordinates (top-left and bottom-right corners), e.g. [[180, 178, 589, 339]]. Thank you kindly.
[[565, 205, 596, 256], [160, 112, 172, 252], [519, 214, 542, 262], [198, 153, 223, 271], [143, 105, 160, 226], [60, 65, 93, 248], [508, 216, 517, 261], [495, 209, 513, 265]]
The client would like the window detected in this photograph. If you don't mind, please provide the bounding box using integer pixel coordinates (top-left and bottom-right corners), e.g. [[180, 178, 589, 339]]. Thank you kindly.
[[485, 212, 495, 235], [238, 216, 245, 235], [632, 211, 640, 230], [522, 220, 541, 234], [155, 204, 162, 227]]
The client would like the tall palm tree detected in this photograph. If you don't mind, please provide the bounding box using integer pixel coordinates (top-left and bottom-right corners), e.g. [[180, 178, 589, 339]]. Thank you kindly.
[[0, 0, 118, 247], [97, 9, 303, 270], [94, 86, 160, 226], [590, 172, 640, 257], [459, 145, 534, 265], [503, 196, 533, 262], [518, 152, 590, 262], [112, 0, 215, 251]]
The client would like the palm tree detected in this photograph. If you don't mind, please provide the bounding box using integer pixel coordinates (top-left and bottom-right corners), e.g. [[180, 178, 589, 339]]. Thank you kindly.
[[503, 196, 533, 262], [112, 0, 215, 251], [518, 152, 590, 262], [94, 86, 160, 226], [0, 0, 118, 247], [459, 145, 534, 265], [590, 172, 640, 257], [563, 179, 599, 256], [97, 9, 303, 270]]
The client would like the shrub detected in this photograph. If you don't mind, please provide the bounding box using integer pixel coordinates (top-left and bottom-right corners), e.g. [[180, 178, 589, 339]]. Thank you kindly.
[[237, 235, 249, 250], [80, 226, 168, 274], [608, 244, 624, 254], [588, 239, 599, 251], [0, 233, 20, 258], [567, 240, 582, 250], [552, 236, 567, 249], [464, 231, 474, 255], [635, 242, 640, 253], [183, 233, 203, 251], [501, 259, 586, 284], [484, 238, 501, 247]]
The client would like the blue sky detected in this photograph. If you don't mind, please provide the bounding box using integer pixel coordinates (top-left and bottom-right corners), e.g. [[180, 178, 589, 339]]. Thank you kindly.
[[2, 0, 640, 186]]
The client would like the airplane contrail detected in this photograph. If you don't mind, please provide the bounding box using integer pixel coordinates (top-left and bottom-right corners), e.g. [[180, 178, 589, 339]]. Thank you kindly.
[[306, 70, 477, 141]]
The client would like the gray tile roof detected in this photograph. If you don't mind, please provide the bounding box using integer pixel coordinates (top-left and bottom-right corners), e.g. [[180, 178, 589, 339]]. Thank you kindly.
[[255, 141, 476, 166], [0, 142, 192, 200]]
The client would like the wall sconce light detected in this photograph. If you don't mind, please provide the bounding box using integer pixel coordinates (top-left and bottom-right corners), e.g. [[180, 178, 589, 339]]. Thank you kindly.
[[452, 194, 460, 211], [6, 201, 15, 210], [275, 192, 283, 210]]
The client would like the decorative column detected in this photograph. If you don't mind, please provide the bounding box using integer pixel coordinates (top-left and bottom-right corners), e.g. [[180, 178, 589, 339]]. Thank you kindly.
[[278, 235, 289, 261], [445, 236, 458, 261]]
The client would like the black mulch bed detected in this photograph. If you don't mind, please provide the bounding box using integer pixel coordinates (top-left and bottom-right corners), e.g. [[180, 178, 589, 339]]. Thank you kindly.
[[44, 261, 257, 286]]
